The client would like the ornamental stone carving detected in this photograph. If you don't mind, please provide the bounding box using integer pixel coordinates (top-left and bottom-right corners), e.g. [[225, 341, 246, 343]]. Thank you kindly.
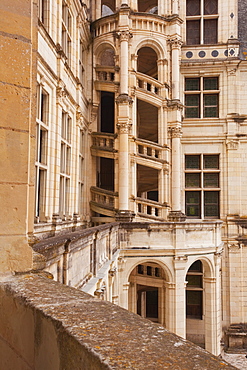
[[168, 126, 183, 138], [117, 122, 131, 134], [116, 30, 133, 42]]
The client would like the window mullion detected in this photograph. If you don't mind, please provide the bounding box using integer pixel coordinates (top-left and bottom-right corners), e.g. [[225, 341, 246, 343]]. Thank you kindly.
[[200, 0, 204, 44], [200, 77, 203, 118]]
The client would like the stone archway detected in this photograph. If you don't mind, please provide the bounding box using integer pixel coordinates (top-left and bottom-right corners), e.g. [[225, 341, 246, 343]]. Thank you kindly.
[[128, 261, 168, 326]]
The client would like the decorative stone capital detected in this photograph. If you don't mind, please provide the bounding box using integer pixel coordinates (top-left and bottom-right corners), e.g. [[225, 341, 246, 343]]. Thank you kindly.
[[168, 37, 183, 49], [168, 126, 183, 139], [56, 80, 67, 103], [116, 93, 133, 105], [116, 30, 133, 42], [117, 122, 131, 134]]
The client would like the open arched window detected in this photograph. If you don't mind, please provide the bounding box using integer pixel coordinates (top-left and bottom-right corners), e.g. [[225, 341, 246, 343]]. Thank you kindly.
[[186, 260, 203, 319], [138, 0, 157, 13], [137, 47, 158, 79], [101, 1, 115, 17]]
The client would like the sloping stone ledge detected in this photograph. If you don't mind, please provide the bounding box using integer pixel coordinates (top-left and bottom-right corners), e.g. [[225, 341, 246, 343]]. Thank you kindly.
[[0, 274, 236, 370]]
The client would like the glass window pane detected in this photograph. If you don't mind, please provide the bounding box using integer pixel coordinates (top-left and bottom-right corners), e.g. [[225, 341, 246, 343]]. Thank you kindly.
[[204, 173, 219, 187], [204, 0, 218, 15], [188, 260, 202, 272], [186, 20, 200, 45], [204, 19, 217, 44], [185, 78, 200, 91], [186, 107, 200, 118], [187, 0, 200, 15], [187, 275, 202, 287], [185, 155, 200, 169], [186, 291, 202, 318], [204, 106, 218, 117], [185, 94, 200, 118], [186, 191, 201, 217], [204, 94, 218, 105], [203, 94, 218, 117], [185, 173, 201, 187], [204, 77, 218, 90], [204, 155, 219, 169], [204, 191, 219, 217]]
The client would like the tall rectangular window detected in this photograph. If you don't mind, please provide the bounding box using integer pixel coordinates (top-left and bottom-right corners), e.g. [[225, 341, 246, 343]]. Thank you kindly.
[[79, 38, 85, 84], [35, 85, 49, 222], [185, 77, 219, 118], [185, 154, 220, 219], [59, 112, 71, 218], [62, 1, 72, 63], [78, 129, 84, 215], [186, 0, 218, 45], [38, 0, 49, 28]]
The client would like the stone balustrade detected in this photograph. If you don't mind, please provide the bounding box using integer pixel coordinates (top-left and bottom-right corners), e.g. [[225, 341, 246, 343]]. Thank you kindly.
[[136, 197, 163, 219], [136, 138, 165, 162], [136, 72, 163, 97], [91, 132, 116, 152]]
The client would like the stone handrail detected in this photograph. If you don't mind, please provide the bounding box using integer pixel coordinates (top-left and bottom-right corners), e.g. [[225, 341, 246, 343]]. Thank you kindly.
[[136, 71, 163, 96], [91, 132, 116, 152], [95, 66, 115, 82], [0, 273, 236, 370], [136, 138, 165, 162], [136, 197, 164, 219]]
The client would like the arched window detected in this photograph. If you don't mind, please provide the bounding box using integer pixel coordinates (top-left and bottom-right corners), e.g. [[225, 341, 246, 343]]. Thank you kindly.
[[101, 1, 115, 17], [138, 0, 157, 13], [137, 47, 158, 79], [100, 48, 115, 66], [186, 260, 203, 319]]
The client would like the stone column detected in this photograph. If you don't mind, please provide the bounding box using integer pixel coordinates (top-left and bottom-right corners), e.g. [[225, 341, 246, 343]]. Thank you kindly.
[[170, 38, 182, 101], [115, 25, 134, 221], [172, 256, 188, 338], [117, 30, 132, 95], [168, 126, 186, 221], [172, 0, 179, 14], [116, 95, 133, 220]]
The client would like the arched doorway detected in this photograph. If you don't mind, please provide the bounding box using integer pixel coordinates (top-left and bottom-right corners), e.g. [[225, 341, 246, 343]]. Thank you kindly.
[[128, 262, 167, 325], [186, 260, 205, 347]]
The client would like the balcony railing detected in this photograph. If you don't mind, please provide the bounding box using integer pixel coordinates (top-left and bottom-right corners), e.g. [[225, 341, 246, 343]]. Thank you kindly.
[[136, 138, 165, 162], [91, 132, 116, 153], [136, 197, 164, 219], [90, 187, 118, 216], [137, 72, 163, 97], [95, 66, 115, 82]]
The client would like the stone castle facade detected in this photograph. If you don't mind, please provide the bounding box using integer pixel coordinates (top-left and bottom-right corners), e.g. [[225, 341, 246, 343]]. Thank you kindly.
[[1, 0, 247, 358]]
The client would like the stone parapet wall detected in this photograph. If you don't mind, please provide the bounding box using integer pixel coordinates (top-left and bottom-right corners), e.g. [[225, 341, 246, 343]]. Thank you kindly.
[[0, 273, 237, 370]]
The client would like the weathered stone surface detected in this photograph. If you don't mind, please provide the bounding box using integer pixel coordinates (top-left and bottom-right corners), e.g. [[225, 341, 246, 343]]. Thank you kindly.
[[0, 274, 237, 369]]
